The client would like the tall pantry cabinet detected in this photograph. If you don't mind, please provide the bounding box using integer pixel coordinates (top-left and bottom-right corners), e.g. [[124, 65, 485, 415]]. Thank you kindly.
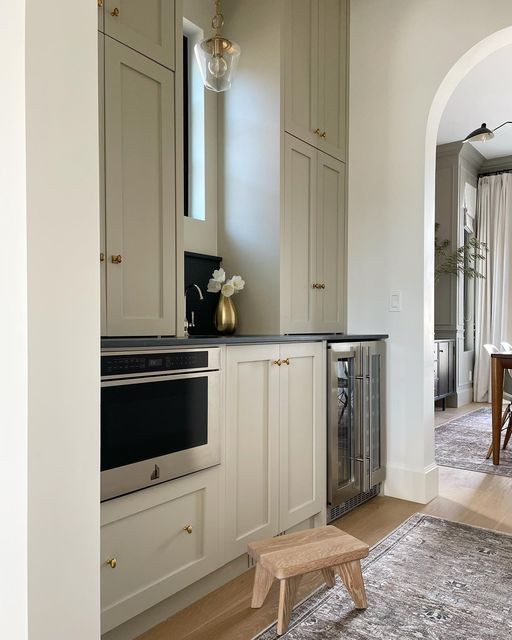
[[99, 1, 178, 336], [220, 0, 348, 335]]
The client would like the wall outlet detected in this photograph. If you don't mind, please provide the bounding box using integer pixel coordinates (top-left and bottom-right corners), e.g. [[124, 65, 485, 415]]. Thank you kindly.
[[389, 290, 402, 312]]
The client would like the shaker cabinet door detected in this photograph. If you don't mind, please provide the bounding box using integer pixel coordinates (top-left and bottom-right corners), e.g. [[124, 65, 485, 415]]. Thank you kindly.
[[105, 0, 175, 69], [105, 38, 176, 336], [278, 342, 324, 531], [315, 152, 346, 332], [317, 0, 348, 162], [224, 345, 280, 561], [282, 135, 317, 334], [284, 0, 320, 150]]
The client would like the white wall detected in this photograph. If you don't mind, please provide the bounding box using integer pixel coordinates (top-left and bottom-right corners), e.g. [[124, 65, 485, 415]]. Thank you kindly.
[[0, 2, 28, 637], [348, 0, 512, 502], [183, 0, 219, 256], [0, 1, 100, 638]]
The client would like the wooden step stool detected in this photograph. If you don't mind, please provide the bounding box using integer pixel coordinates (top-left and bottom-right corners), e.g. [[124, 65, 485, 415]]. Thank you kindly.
[[248, 525, 369, 636]]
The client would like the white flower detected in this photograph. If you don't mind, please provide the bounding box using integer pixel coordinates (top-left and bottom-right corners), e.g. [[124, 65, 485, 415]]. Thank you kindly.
[[229, 275, 245, 292], [207, 278, 222, 293], [211, 268, 226, 283], [221, 282, 235, 298]]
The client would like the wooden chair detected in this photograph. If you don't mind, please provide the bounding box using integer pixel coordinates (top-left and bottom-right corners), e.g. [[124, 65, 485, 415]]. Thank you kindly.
[[248, 526, 369, 636]]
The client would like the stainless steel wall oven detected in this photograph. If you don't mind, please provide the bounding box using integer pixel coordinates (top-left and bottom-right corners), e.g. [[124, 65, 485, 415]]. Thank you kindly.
[[101, 348, 220, 501], [327, 342, 385, 519]]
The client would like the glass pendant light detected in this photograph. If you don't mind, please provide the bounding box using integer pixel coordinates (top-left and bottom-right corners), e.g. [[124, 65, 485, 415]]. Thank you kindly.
[[194, 0, 240, 93]]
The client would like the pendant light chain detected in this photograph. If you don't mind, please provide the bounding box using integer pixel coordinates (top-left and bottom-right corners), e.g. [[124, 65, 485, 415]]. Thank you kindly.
[[212, 0, 225, 36]]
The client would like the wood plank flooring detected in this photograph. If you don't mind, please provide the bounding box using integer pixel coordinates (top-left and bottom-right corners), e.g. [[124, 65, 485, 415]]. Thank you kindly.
[[139, 403, 512, 640]]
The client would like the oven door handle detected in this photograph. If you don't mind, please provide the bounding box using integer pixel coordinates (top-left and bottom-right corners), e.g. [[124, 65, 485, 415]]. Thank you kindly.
[[101, 370, 217, 387]]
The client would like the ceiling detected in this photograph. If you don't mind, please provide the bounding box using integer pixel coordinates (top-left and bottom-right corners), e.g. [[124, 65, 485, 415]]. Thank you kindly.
[[437, 45, 512, 159]]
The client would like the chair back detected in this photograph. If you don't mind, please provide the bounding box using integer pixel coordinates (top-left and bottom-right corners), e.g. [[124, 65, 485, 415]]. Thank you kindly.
[[483, 343, 500, 355], [501, 341, 512, 353]]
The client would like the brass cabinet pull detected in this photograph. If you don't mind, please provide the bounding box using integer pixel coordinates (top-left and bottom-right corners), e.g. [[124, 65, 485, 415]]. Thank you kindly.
[[312, 283, 319, 289], [98, 0, 104, 7], [106, 558, 117, 569], [320, 283, 326, 289], [111, 255, 122, 264], [110, 7, 120, 17], [183, 525, 193, 534], [282, 358, 290, 366], [314, 128, 321, 136], [273, 359, 282, 366], [100, 252, 105, 263], [320, 131, 327, 139]]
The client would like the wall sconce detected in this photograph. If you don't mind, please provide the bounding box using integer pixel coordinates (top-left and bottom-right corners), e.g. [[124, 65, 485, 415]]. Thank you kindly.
[[463, 121, 512, 143]]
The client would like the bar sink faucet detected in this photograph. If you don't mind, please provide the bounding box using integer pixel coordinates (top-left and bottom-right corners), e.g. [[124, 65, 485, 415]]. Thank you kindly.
[[184, 284, 204, 337]]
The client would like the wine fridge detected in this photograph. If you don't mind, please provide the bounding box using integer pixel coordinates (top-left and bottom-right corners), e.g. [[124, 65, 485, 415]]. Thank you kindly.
[[327, 341, 386, 520]]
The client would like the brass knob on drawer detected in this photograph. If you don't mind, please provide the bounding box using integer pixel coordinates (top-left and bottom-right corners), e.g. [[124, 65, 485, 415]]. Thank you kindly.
[[183, 525, 193, 534], [282, 358, 290, 366], [273, 359, 282, 366], [111, 254, 122, 264], [312, 283, 319, 289], [320, 283, 326, 289], [106, 558, 117, 569], [320, 131, 327, 139], [111, 7, 120, 17], [314, 128, 321, 136]]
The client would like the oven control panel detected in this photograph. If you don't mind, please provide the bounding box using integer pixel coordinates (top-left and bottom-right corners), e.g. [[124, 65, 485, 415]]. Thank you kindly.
[[101, 350, 211, 377]]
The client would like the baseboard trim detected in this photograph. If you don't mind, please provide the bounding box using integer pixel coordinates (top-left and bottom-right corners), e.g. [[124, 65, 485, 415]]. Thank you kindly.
[[383, 462, 439, 504]]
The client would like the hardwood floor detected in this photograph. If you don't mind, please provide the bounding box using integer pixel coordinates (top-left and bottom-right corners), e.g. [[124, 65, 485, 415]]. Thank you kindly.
[[139, 402, 512, 640]]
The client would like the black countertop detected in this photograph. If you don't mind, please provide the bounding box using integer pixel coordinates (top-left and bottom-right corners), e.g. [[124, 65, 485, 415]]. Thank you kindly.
[[101, 334, 388, 350]]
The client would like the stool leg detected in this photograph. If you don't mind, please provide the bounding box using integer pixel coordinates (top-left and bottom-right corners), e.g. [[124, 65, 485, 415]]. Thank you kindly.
[[337, 560, 367, 609], [251, 564, 275, 609], [277, 576, 301, 636], [321, 567, 336, 587]]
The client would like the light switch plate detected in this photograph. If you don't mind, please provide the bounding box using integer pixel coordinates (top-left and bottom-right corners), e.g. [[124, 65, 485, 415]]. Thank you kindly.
[[389, 290, 402, 312]]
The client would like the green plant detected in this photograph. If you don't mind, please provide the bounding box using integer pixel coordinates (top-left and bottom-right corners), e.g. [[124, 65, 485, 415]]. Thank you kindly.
[[435, 223, 487, 282]]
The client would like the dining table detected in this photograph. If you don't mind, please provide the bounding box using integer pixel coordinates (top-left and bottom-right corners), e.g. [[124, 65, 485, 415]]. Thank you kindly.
[[490, 352, 512, 464]]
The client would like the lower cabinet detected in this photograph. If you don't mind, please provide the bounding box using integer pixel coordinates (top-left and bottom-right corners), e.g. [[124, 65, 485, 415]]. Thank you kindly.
[[100, 466, 220, 634], [224, 342, 324, 562]]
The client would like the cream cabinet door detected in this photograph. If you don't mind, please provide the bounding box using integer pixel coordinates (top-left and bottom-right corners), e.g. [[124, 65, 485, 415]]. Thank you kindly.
[[282, 134, 317, 334], [105, 38, 176, 336], [105, 0, 175, 70], [315, 152, 346, 332], [317, 0, 348, 162], [101, 468, 220, 633], [284, 0, 320, 149], [278, 343, 324, 532], [99, 34, 107, 335], [224, 345, 280, 561]]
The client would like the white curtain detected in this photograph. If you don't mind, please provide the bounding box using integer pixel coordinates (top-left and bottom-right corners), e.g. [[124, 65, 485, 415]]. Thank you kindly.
[[474, 173, 512, 401]]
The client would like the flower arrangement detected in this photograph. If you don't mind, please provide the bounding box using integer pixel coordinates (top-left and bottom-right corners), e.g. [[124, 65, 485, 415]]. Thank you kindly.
[[207, 268, 245, 297]]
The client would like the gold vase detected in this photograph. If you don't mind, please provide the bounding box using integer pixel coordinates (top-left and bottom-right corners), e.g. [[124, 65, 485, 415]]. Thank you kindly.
[[214, 294, 237, 334]]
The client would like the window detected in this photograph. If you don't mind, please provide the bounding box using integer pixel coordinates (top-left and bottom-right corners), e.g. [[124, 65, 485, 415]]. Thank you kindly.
[[183, 20, 206, 221]]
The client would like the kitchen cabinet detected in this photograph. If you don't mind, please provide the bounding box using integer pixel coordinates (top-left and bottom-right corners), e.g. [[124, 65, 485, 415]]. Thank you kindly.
[[99, 34, 107, 335], [282, 134, 346, 333], [278, 342, 324, 531], [284, 0, 347, 162], [104, 0, 175, 70], [104, 37, 176, 336], [224, 342, 324, 561], [100, 466, 221, 633], [98, 0, 104, 32]]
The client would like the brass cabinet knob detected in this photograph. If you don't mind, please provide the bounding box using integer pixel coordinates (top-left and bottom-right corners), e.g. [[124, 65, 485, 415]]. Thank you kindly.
[[320, 283, 326, 289], [110, 7, 120, 17], [98, 0, 104, 7], [320, 131, 327, 139], [314, 128, 321, 136], [282, 358, 290, 366], [111, 254, 122, 264], [273, 359, 282, 366], [100, 252, 105, 263], [106, 558, 117, 569], [312, 283, 318, 289], [183, 525, 193, 534]]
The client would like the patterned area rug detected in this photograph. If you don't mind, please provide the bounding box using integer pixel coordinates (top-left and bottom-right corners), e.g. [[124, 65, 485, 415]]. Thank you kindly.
[[254, 514, 512, 639], [435, 407, 512, 477]]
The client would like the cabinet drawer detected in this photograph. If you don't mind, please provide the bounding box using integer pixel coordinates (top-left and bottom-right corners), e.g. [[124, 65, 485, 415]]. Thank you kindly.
[[101, 468, 220, 633]]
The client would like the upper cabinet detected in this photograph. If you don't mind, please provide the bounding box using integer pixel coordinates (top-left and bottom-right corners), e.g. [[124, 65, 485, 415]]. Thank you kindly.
[[104, 37, 176, 336], [284, 0, 347, 162], [104, 0, 175, 70]]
